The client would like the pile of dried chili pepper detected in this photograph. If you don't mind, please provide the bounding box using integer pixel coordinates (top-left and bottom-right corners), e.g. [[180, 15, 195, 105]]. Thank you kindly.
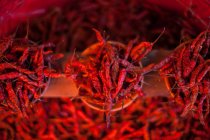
[[65, 29, 159, 125], [0, 97, 209, 139], [23, 0, 201, 53], [0, 36, 63, 115], [0, 0, 209, 139], [154, 30, 210, 125]]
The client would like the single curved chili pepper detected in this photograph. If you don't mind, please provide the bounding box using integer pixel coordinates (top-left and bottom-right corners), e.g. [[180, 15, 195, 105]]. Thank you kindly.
[[191, 31, 208, 60], [175, 47, 186, 89], [196, 60, 210, 83], [189, 61, 205, 87], [182, 45, 192, 77], [5, 81, 20, 112], [111, 60, 119, 86], [36, 48, 44, 87], [18, 47, 29, 65], [203, 79, 210, 118], [198, 95, 207, 126], [130, 28, 165, 62], [43, 68, 64, 78], [88, 71, 102, 94], [0, 72, 20, 80], [124, 40, 134, 60], [99, 70, 108, 95], [112, 68, 126, 99], [45, 53, 64, 62], [92, 28, 105, 46], [103, 56, 113, 89], [0, 63, 34, 75]]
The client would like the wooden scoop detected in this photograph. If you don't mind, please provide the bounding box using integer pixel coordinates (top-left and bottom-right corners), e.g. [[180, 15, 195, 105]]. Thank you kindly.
[[42, 43, 172, 112]]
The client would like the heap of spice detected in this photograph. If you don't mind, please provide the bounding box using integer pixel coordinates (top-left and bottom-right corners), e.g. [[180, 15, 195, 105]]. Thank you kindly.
[[25, 0, 199, 53], [0, 97, 209, 139], [154, 30, 210, 125], [65, 29, 165, 126], [0, 0, 208, 137], [0, 36, 63, 115]]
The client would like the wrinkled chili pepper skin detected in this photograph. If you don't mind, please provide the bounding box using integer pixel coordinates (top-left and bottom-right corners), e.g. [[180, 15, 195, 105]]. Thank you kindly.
[[1, 1, 208, 138], [1, 97, 209, 139], [0, 37, 63, 113], [65, 29, 155, 122], [154, 31, 210, 125]]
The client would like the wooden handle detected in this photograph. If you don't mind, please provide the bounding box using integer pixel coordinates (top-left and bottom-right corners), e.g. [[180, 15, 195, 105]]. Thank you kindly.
[[42, 49, 172, 98], [42, 77, 78, 98]]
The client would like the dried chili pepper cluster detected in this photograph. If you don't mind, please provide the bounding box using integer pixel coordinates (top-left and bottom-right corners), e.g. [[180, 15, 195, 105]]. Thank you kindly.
[[25, 0, 199, 53], [154, 31, 210, 125], [0, 36, 63, 114], [0, 0, 209, 138], [0, 97, 209, 139], [65, 29, 156, 114]]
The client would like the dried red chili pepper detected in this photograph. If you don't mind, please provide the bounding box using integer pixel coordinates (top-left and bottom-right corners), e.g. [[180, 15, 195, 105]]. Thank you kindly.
[[0, 36, 63, 114], [1, 0, 207, 138], [66, 29, 155, 109], [154, 30, 210, 125], [65, 29, 159, 127], [0, 97, 209, 139], [130, 28, 165, 62]]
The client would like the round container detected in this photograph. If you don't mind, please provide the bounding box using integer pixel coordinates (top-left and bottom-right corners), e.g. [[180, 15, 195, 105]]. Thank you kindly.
[[79, 41, 143, 112]]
